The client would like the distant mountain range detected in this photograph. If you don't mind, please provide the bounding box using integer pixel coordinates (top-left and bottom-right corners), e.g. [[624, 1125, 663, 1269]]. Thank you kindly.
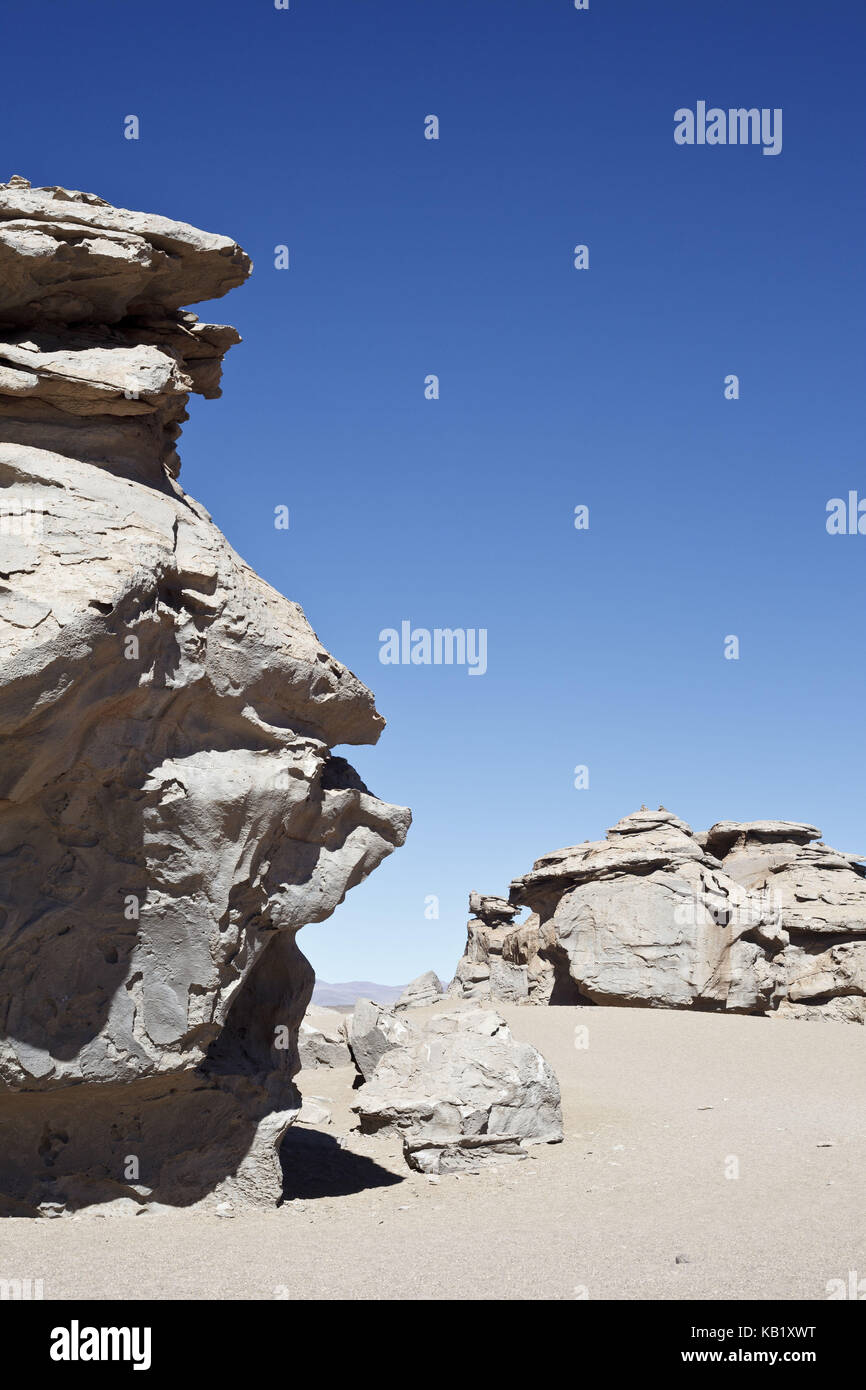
[[311, 979, 406, 1008]]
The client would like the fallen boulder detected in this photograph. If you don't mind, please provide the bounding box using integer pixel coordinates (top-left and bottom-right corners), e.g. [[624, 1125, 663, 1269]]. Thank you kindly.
[[347, 998, 416, 1081], [353, 1008, 563, 1172]]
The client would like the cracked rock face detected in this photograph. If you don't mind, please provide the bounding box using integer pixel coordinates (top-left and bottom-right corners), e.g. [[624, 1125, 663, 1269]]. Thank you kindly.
[[0, 178, 410, 1214], [450, 808, 866, 1022]]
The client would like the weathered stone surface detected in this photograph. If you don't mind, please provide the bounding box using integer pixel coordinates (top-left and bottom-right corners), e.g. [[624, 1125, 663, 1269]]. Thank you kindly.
[[775, 997, 866, 1025], [450, 808, 866, 1022], [713, 825, 866, 938], [352, 1009, 563, 1172], [782, 941, 866, 1003], [0, 179, 410, 1213], [448, 910, 559, 1004], [296, 1097, 333, 1127], [298, 1006, 352, 1070], [395, 970, 443, 1009], [0, 177, 251, 325], [347, 998, 415, 1081], [468, 891, 519, 925]]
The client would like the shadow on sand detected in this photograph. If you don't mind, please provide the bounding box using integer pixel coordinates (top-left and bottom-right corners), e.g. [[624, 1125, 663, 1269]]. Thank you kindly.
[[279, 1127, 404, 1201]]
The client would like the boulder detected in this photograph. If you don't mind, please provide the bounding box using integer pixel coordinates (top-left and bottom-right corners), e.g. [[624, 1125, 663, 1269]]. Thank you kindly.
[[353, 1009, 563, 1172], [296, 1097, 333, 1127], [347, 998, 416, 1081], [0, 177, 251, 325], [298, 1007, 352, 1070], [468, 891, 519, 925], [395, 970, 443, 1009], [710, 823, 866, 938]]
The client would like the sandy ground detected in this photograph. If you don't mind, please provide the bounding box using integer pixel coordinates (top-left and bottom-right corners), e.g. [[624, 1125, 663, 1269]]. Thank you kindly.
[[2, 1003, 864, 1300]]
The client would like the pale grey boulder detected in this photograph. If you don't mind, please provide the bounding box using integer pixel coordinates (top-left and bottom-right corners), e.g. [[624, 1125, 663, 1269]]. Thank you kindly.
[[449, 956, 492, 999], [298, 1007, 352, 1070], [395, 970, 443, 1009], [510, 809, 866, 1018], [704, 820, 823, 854], [296, 1097, 333, 1127], [353, 1009, 563, 1173], [775, 997, 866, 1025], [347, 998, 416, 1081], [453, 809, 779, 1012], [487, 959, 530, 1003], [0, 178, 410, 1213], [547, 870, 783, 1012]]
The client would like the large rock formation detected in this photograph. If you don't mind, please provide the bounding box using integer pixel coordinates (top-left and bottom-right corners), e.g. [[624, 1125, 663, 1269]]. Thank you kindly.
[[450, 808, 866, 1022], [0, 178, 410, 1214]]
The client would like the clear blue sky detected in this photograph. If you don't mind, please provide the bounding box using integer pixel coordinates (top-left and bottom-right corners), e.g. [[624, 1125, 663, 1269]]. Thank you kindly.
[[6, 0, 864, 983]]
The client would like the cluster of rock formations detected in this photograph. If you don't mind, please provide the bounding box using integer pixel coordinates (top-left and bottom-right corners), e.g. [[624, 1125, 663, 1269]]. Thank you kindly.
[[450, 808, 866, 1023], [0, 179, 410, 1214]]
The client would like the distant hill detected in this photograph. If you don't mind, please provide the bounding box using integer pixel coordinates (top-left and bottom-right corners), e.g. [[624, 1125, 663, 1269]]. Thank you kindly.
[[311, 979, 406, 1008]]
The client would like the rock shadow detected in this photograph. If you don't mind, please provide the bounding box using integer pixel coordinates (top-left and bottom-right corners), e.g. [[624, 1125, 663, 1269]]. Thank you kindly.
[[279, 1126, 404, 1201]]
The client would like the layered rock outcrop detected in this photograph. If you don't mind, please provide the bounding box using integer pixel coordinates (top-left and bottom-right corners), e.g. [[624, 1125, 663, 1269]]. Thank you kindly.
[[0, 178, 410, 1214], [450, 808, 866, 1022]]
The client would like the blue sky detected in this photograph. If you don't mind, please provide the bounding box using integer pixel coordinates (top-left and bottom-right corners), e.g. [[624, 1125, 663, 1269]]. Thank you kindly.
[[5, 0, 864, 983]]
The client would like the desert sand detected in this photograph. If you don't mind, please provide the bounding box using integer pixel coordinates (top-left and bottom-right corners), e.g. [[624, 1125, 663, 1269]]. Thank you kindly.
[[2, 1002, 863, 1301]]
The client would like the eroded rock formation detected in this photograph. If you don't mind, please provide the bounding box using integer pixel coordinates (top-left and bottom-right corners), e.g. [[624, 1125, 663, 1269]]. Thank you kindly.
[[450, 808, 866, 1022], [0, 178, 410, 1214]]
